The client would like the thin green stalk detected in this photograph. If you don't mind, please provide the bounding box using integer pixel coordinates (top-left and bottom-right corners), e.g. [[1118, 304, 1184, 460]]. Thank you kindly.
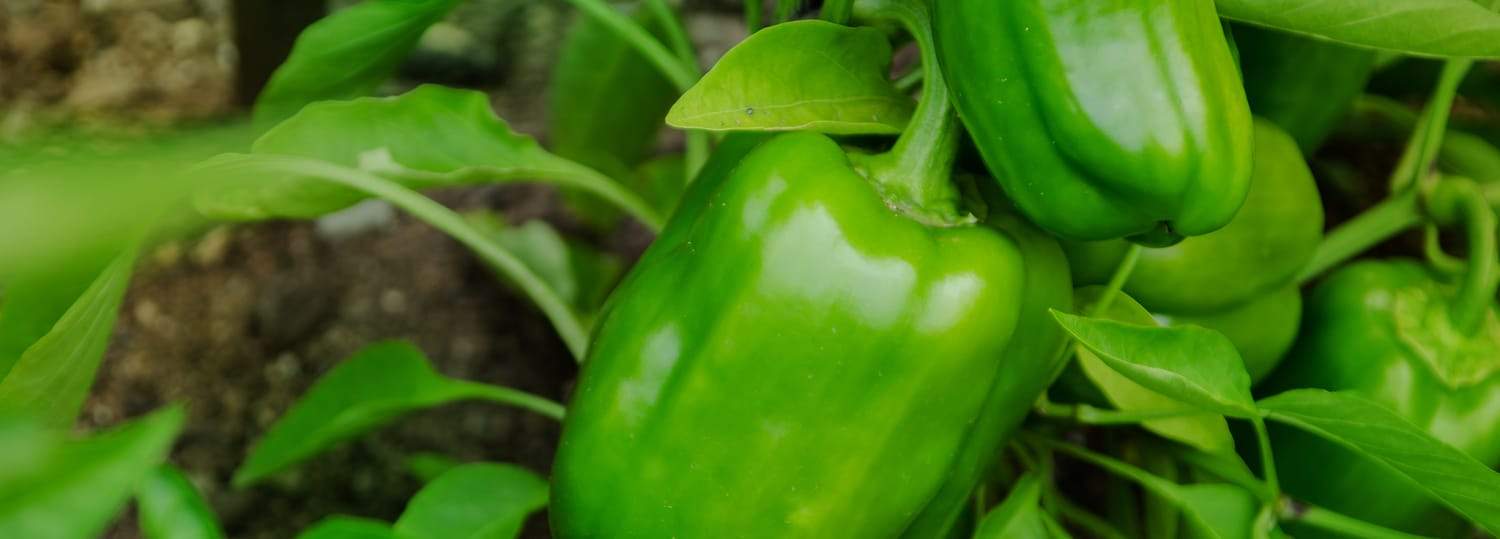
[[1279, 499, 1427, 539], [1251, 417, 1280, 499], [849, 0, 965, 225], [820, 0, 853, 24], [744, 0, 763, 32], [1034, 398, 1210, 425], [217, 155, 591, 361], [1088, 244, 1143, 317], [645, 0, 698, 74], [563, 0, 696, 92], [894, 68, 923, 94], [640, 0, 709, 179], [1298, 192, 1424, 284], [1389, 60, 1471, 194], [775, 0, 800, 23], [1422, 177, 1499, 334], [381, 159, 665, 231], [460, 381, 567, 420], [1056, 497, 1130, 539]]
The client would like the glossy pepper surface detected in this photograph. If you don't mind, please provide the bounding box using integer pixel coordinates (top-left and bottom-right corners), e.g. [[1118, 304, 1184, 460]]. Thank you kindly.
[[1062, 119, 1321, 314], [935, 0, 1253, 242], [1265, 260, 1500, 537], [551, 132, 1069, 537]]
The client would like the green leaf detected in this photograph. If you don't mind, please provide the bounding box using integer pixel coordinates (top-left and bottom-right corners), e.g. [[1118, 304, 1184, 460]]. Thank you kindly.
[[1072, 289, 1235, 453], [1258, 389, 1500, 534], [0, 249, 138, 428], [1052, 310, 1257, 419], [1032, 435, 1263, 539], [138, 465, 225, 539], [393, 463, 548, 539], [549, 5, 678, 181], [1176, 483, 1259, 539], [975, 472, 1068, 539], [0, 406, 185, 539], [0, 255, 113, 381], [403, 452, 462, 483], [253, 0, 463, 125], [667, 20, 912, 134], [201, 85, 662, 230], [465, 213, 623, 320], [1216, 0, 1500, 59], [295, 516, 399, 539], [233, 341, 563, 487]]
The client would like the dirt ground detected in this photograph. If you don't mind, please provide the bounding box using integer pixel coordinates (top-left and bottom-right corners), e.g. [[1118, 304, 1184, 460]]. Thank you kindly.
[[83, 183, 652, 537]]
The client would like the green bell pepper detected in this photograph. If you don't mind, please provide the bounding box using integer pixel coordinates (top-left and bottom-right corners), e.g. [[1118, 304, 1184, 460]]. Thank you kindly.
[[550, 131, 1069, 538], [1265, 178, 1500, 537], [1266, 260, 1500, 536], [1235, 24, 1377, 153], [1154, 284, 1302, 383], [1060, 120, 1321, 380], [553, 4, 1069, 532], [935, 0, 1253, 243], [1063, 119, 1322, 314]]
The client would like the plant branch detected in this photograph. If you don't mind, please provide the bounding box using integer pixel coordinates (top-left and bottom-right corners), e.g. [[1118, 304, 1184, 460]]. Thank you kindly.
[[208, 155, 591, 361]]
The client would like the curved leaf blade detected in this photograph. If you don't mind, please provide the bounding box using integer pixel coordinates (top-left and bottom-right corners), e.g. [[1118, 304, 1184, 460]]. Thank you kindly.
[[233, 341, 562, 487], [295, 516, 399, 539], [1259, 389, 1500, 534], [0, 249, 138, 428], [549, 5, 678, 179], [253, 0, 463, 125], [138, 465, 226, 539], [201, 86, 661, 229], [1217, 0, 1500, 59], [1071, 291, 1235, 453], [0, 407, 185, 539], [1052, 310, 1256, 418], [667, 20, 912, 134], [393, 463, 548, 539], [975, 472, 1067, 539]]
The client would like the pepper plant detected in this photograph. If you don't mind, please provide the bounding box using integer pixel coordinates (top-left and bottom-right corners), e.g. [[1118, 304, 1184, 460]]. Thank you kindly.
[[5, 0, 1500, 538]]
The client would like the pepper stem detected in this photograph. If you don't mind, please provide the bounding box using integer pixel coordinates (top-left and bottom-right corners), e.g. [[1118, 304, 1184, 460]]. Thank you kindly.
[[1423, 176, 1499, 335], [850, 0, 967, 226]]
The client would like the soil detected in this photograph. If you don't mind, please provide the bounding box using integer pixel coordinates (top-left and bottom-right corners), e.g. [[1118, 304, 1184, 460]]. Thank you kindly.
[[85, 183, 644, 538]]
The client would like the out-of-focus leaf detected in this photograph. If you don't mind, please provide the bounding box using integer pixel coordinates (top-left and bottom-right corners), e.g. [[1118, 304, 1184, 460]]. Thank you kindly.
[[1053, 309, 1257, 419], [1259, 389, 1500, 534], [393, 463, 548, 539], [465, 213, 623, 320], [0, 255, 112, 381], [0, 249, 139, 428], [200, 85, 662, 230], [549, 4, 678, 181], [1069, 289, 1236, 453], [667, 20, 912, 134], [294, 516, 399, 539], [234, 341, 563, 487], [974, 472, 1068, 538], [138, 465, 225, 539], [0, 407, 185, 539], [404, 453, 462, 483], [1216, 0, 1500, 59], [1036, 436, 1263, 539], [253, 0, 463, 126]]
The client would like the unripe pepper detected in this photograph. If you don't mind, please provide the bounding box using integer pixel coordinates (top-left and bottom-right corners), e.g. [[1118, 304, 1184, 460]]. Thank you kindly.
[[1235, 24, 1377, 153], [935, 0, 1253, 243], [1061, 120, 1322, 381], [1265, 179, 1500, 537], [551, 4, 1070, 535]]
